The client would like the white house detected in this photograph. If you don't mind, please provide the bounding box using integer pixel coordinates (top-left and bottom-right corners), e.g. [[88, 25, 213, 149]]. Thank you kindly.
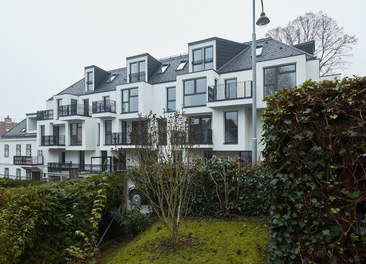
[[0, 37, 320, 180]]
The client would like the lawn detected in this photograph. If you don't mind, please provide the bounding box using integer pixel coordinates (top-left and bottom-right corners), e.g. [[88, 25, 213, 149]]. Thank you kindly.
[[100, 218, 268, 264]]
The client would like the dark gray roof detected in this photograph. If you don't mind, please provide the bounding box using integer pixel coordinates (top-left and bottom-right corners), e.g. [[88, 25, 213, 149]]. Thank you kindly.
[[218, 37, 317, 74], [149, 54, 189, 84], [0, 119, 36, 139]]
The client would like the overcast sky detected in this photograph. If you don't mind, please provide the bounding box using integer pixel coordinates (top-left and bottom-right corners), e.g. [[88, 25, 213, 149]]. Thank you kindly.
[[1, 0, 365, 122]]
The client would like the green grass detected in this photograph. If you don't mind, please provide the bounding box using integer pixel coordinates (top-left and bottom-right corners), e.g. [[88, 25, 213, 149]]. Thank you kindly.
[[100, 218, 268, 264]]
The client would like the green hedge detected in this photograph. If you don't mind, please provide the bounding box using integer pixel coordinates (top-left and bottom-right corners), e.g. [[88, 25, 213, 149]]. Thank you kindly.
[[0, 173, 123, 263], [0, 178, 45, 188], [190, 157, 269, 217], [262, 77, 366, 263]]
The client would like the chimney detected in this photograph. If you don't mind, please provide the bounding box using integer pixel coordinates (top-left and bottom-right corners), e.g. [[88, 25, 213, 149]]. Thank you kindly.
[[5, 116, 12, 123]]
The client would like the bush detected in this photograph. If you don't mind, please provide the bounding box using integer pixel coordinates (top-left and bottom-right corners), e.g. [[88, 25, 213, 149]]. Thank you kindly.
[[262, 77, 366, 263], [190, 157, 269, 217], [0, 173, 124, 263], [0, 178, 44, 188]]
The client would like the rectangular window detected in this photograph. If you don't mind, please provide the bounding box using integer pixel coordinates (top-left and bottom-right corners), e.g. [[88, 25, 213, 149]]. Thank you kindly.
[[167, 87, 176, 112], [189, 116, 212, 144], [86, 71, 93, 91], [130, 61, 146, 82], [184, 78, 207, 107], [16, 168, 21, 180], [264, 64, 296, 97], [4, 168, 9, 178], [26, 169, 31, 180], [192, 46, 213, 72], [4, 144, 9, 157], [26, 144, 31, 156], [122, 88, 138, 113], [105, 120, 112, 145], [97, 123, 100, 146], [37, 150, 43, 157], [225, 111, 238, 144], [225, 79, 238, 99], [70, 123, 82, 145], [16, 144, 21, 156], [176, 60, 187, 71]]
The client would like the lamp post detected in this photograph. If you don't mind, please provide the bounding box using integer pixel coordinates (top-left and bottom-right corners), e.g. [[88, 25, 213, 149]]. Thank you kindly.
[[251, 0, 270, 165]]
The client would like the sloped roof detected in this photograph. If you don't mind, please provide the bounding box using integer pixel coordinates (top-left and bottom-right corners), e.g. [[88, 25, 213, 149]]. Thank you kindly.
[[0, 119, 36, 139]]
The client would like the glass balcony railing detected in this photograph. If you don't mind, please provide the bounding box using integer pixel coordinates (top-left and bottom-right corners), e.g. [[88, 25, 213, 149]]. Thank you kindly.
[[208, 81, 252, 102]]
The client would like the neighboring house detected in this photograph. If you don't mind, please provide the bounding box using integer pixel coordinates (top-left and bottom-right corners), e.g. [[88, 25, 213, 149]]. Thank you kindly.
[[0, 116, 17, 136], [0, 36, 320, 180]]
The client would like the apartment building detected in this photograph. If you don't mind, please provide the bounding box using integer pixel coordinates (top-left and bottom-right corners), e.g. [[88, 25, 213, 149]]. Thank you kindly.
[[0, 37, 320, 180]]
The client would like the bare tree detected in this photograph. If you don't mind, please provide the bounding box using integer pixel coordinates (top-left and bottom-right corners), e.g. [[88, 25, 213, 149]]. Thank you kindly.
[[128, 111, 201, 248], [265, 11, 358, 76]]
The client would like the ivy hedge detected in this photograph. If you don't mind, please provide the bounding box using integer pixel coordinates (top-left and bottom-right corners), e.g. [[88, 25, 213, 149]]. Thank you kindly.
[[262, 77, 366, 263], [190, 157, 269, 217], [0, 173, 123, 264]]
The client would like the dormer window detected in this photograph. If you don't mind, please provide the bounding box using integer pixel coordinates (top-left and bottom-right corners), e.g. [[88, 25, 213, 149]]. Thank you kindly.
[[86, 71, 93, 91], [192, 46, 213, 72], [176, 60, 187, 71], [256, 46, 263, 56], [130, 61, 146, 83], [161, 64, 169, 73], [107, 74, 118, 83]]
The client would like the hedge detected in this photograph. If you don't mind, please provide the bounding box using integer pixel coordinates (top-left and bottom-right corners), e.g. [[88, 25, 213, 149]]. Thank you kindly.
[[262, 77, 366, 263]]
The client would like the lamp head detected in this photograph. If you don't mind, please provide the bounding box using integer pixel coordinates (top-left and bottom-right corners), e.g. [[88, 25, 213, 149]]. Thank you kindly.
[[256, 12, 270, 26]]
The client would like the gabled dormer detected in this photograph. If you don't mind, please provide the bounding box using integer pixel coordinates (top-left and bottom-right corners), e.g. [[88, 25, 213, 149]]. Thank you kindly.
[[126, 53, 160, 83], [188, 37, 246, 73], [84, 65, 109, 92]]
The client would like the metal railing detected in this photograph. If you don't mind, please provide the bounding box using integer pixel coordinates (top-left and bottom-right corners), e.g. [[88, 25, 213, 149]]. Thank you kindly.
[[41, 135, 65, 146], [58, 104, 91, 117], [129, 72, 145, 83], [208, 81, 252, 102], [92, 100, 116, 114], [13, 156, 44, 165], [189, 129, 213, 144], [47, 162, 113, 173], [37, 110, 54, 120]]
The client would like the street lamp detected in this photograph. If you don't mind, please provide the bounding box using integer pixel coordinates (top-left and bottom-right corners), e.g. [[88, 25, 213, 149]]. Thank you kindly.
[[252, 0, 270, 165]]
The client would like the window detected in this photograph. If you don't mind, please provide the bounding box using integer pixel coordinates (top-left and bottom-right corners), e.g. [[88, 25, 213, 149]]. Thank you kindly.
[[97, 123, 100, 146], [176, 60, 187, 71], [161, 64, 169, 73], [37, 150, 43, 157], [225, 111, 238, 144], [105, 120, 112, 145], [107, 74, 118, 83], [4, 168, 9, 178], [26, 144, 31, 156], [122, 88, 138, 113], [16, 169, 21, 180], [184, 78, 207, 107], [16, 144, 21, 156], [130, 61, 146, 82], [70, 123, 82, 145], [86, 71, 93, 91], [225, 79, 237, 99], [4, 144, 9, 157], [26, 169, 31, 180], [189, 116, 212, 144], [21, 128, 26, 132], [166, 87, 176, 112], [192, 46, 213, 72], [256, 46, 263, 56], [264, 64, 296, 97]]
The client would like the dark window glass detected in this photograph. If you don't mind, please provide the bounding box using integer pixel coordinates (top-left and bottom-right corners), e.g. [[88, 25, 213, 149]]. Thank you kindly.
[[122, 88, 138, 113], [225, 79, 237, 99], [264, 64, 296, 97], [225, 111, 238, 144], [130, 61, 146, 82], [70, 123, 82, 145], [183, 78, 206, 107], [105, 120, 112, 145], [167, 87, 176, 112], [192, 46, 213, 72]]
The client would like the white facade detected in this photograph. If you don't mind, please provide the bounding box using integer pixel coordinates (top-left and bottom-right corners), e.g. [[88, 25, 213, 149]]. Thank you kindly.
[[0, 37, 320, 179]]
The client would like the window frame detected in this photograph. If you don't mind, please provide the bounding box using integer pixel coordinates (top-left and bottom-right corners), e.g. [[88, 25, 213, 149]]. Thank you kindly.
[[4, 144, 9, 157], [224, 111, 238, 144], [166, 86, 176, 112], [263, 63, 296, 98], [16, 144, 21, 156], [192, 46, 213, 72], [104, 120, 112, 145], [4, 168, 9, 178], [122, 88, 139, 113], [70, 123, 82, 145], [26, 144, 31, 156], [129, 60, 146, 82], [225, 78, 238, 99], [183, 77, 207, 108]]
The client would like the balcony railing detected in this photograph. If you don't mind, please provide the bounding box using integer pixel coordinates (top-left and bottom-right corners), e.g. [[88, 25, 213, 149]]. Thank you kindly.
[[37, 110, 54, 120], [41, 135, 65, 146], [13, 156, 43, 165], [48, 162, 113, 173], [189, 129, 213, 144], [208, 81, 252, 102], [92, 100, 116, 114], [111, 132, 153, 146], [58, 104, 91, 117], [129, 72, 145, 83]]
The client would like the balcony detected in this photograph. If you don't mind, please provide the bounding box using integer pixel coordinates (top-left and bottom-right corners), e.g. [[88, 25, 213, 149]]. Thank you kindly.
[[110, 132, 154, 146], [58, 104, 91, 118], [129, 72, 145, 83], [37, 110, 54, 120], [208, 81, 252, 107], [13, 156, 43, 165], [41, 135, 65, 146], [92, 100, 116, 114], [48, 162, 113, 173], [189, 129, 213, 145]]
